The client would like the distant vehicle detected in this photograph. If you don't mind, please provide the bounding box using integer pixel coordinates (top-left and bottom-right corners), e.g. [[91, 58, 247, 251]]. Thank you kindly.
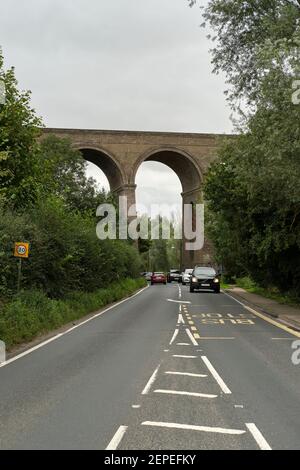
[[190, 266, 220, 293], [167, 269, 182, 283], [181, 268, 193, 285], [151, 272, 167, 285], [142, 272, 152, 281]]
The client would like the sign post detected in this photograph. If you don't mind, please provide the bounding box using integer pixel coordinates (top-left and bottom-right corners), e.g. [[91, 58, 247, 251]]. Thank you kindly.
[[14, 242, 30, 293]]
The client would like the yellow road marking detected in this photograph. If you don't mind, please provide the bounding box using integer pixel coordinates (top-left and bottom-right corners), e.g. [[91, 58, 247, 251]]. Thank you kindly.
[[225, 293, 300, 339], [194, 333, 200, 339], [244, 306, 300, 339], [191, 326, 197, 331]]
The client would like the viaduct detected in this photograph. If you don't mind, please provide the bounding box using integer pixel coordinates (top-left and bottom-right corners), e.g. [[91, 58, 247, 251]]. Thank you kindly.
[[43, 128, 225, 268]]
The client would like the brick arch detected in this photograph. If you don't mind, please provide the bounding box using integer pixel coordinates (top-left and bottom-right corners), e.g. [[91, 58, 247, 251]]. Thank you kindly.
[[131, 146, 203, 194], [75, 146, 126, 192]]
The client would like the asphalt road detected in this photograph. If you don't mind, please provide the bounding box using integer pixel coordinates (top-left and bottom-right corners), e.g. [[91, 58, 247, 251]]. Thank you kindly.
[[0, 283, 299, 450]]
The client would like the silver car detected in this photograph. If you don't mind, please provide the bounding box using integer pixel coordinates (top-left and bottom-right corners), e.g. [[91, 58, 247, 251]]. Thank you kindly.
[[181, 268, 193, 285]]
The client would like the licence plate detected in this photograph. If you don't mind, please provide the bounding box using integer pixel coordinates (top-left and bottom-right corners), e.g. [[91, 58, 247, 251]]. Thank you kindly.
[[201, 283, 210, 287]]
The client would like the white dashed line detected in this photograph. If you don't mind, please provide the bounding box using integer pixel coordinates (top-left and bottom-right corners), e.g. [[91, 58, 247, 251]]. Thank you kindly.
[[246, 423, 272, 450], [142, 421, 245, 435], [172, 355, 197, 359], [106, 425, 128, 450], [154, 389, 217, 398], [142, 364, 161, 395], [165, 371, 207, 378], [201, 356, 232, 395]]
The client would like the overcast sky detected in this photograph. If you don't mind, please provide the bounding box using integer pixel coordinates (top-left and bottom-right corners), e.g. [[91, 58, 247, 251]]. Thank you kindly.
[[0, 0, 232, 213]]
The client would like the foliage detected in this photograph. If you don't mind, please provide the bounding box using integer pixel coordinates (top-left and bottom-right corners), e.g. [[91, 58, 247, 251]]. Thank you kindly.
[[0, 278, 146, 349], [138, 215, 181, 272], [0, 49, 42, 208], [0, 199, 143, 299], [187, 1, 300, 296], [37, 135, 110, 217], [189, 0, 300, 107]]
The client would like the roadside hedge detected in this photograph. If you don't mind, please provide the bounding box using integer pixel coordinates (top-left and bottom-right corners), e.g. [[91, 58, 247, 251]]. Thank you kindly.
[[0, 277, 147, 349], [0, 198, 143, 299]]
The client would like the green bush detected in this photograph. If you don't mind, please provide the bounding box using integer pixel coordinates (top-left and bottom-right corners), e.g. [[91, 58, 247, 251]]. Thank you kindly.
[[0, 199, 143, 299], [0, 278, 147, 348]]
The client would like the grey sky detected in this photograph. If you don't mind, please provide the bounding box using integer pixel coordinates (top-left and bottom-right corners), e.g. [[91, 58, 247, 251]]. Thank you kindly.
[[0, 0, 232, 212]]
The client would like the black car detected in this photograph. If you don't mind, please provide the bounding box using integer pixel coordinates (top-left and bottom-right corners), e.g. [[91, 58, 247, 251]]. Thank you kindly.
[[167, 269, 182, 283], [190, 266, 220, 293]]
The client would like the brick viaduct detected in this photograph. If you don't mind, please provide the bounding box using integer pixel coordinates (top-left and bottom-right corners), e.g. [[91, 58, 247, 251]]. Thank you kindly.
[[43, 128, 224, 269]]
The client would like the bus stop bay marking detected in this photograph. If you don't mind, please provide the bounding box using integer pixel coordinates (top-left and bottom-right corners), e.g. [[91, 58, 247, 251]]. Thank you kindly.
[[192, 313, 256, 325], [199, 318, 255, 325], [192, 313, 256, 319]]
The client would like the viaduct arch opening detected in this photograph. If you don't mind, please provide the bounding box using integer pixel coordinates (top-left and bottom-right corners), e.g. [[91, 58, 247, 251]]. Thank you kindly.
[[78, 147, 125, 193], [133, 148, 204, 269]]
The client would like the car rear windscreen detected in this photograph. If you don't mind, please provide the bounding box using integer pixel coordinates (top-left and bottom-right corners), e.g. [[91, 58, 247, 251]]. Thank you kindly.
[[194, 267, 216, 277]]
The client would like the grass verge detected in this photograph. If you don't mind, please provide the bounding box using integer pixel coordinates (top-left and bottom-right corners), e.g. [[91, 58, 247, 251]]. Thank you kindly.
[[230, 277, 300, 308], [0, 277, 147, 349]]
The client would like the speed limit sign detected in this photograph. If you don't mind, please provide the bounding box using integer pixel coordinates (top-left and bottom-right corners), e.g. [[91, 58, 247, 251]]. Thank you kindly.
[[14, 242, 30, 258]]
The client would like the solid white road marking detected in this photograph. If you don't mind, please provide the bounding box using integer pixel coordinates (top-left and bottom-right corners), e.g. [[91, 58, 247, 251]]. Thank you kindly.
[[106, 425, 128, 450], [186, 329, 199, 346], [176, 343, 190, 346], [167, 299, 191, 304], [0, 285, 149, 369], [142, 364, 161, 395], [132, 405, 141, 409], [178, 314, 185, 324], [142, 421, 245, 435], [271, 338, 293, 341], [201, 356, 232, 394], [165, 371, 207, 378], [169, 329, 179, 345], [154, 389, 217, 398], [172, 355, 197, 359], [246, 423, 272, 450]]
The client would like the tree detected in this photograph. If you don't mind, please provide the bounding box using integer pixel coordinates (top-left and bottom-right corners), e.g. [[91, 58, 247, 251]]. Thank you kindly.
[[37, 135, 110, 217], [188, 1, 300, 295], [189, 1, 300, 107], [0, 49, 42, 208]]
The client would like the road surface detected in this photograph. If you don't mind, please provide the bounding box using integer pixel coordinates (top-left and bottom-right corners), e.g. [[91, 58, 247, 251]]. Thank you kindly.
[[0, 283, 299, 450]]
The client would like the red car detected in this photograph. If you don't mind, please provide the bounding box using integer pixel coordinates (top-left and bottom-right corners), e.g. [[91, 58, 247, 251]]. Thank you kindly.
[[151, 272, 167, 285]]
